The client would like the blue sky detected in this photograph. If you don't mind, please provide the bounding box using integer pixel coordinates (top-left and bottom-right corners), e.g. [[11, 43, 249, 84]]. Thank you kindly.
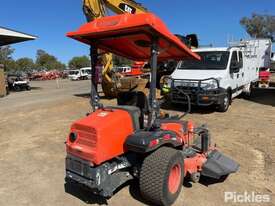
[[0, 0, 274, 64]]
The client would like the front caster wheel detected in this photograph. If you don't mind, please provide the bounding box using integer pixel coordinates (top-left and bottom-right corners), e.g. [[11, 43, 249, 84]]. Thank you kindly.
[[139, 147, 184, 206], [190, 172, 201, 183]]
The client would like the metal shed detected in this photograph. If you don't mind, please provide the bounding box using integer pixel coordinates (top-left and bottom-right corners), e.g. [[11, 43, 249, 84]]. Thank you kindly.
[[0, 27, 36, 97]]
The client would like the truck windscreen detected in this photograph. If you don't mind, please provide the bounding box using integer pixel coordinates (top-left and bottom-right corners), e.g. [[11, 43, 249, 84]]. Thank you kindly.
[[69, 71, 79, 75], [179, 51, 229, 70]]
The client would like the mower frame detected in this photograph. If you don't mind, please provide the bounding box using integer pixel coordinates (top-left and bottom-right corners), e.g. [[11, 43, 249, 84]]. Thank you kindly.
[[65, 13, 239, 206]]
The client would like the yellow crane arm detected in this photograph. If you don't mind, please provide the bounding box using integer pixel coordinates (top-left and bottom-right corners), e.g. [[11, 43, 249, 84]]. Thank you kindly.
[[83, 0, 147, 21]]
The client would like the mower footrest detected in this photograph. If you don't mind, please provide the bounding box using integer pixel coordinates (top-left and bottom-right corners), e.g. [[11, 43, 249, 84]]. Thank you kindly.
[[201, 150, 239, 179]]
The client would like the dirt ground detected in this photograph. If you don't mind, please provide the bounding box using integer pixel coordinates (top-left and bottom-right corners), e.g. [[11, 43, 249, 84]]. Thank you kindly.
[[0, 78, 275, 206]]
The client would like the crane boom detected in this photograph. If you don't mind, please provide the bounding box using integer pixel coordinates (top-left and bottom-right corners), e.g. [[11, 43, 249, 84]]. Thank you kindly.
[[83, 0, 147, 21]]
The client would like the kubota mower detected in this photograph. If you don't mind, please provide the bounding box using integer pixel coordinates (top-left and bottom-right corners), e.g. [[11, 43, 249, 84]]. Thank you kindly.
[[65, 13, 239, 206]]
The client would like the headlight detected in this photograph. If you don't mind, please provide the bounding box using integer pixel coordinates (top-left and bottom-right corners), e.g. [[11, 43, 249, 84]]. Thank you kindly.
[[201, 79, 218, 90]]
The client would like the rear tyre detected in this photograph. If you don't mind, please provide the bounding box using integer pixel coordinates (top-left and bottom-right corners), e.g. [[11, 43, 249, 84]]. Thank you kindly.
[[139, 147, 184, 206], [242, 83, 253, 99], [217, 91, 230, 112]]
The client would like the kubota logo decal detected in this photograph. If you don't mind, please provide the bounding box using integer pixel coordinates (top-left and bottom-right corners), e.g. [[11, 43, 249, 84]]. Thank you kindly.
[[97, 112, 109, 117], [97, 20, 119, 27]]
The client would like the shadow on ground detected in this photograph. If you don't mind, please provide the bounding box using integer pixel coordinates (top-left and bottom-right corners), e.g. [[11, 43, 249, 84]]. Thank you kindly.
[[74, 92, 112, 100], [8, 86, 42, 93], [30, 86, 42, 90], [64, 181, 108, 205], [160, 101, 217, 115], [65, 174, 229, 205], [199, 175, 228, 187]]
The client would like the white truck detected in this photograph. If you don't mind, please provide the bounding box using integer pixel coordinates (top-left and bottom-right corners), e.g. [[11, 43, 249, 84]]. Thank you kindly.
[[68, 67, 91, 81], [271, 52, 275, 72], [271, 52, 275, 62], [166, 39, 272, 112]]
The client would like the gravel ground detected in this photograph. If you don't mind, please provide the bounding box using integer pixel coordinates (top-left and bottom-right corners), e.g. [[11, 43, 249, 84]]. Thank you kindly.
[[0, 79, 274, 206]]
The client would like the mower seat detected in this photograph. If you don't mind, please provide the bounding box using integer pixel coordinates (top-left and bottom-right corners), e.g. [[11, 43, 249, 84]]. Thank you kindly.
[[107, 105, 141, 131], [117, 91, 149, 129]]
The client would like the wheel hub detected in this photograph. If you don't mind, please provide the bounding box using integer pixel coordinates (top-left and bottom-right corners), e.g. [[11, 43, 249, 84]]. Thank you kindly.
[[168, 163, 181, 194]]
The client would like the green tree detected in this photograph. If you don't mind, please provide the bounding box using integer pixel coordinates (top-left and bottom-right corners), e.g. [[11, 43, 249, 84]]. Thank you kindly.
[[68, 55, 90, 69], [4, 60, 18, 72], [16, 58, 35, 72], [36, 49, 66, 71], [113, 54, 132, 66], [0, 46, 16, 71], [240, 13, 275, 41], [0, 46, 14, 61]]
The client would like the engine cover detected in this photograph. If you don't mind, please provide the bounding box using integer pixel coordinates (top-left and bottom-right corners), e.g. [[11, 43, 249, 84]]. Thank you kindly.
[[66, 107, 137, 165]]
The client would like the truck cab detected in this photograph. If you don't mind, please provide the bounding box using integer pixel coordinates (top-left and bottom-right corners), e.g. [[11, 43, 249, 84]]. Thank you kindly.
[[68, 67, 91, 80], [167, 47, 245, 112], [167, 39, 271, 112]]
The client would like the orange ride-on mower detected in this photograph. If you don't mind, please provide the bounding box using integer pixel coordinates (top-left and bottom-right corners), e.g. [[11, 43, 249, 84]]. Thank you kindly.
[[65, 13, 239, 206]]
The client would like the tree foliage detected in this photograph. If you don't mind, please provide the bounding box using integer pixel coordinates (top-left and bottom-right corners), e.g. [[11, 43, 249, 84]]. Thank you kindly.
[[16, 58, 35, 72], [240, 13, 275, 41], [0, 46, 14, 62], [113, 54, 132, 66], [36, 49, 66, 71], [0, 46, 15, 71], [68, 55, 90, 69]]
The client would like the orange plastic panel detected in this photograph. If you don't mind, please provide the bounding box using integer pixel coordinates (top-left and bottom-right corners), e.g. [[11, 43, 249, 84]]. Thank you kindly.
[[66, 109, 134, 165], [67, 13, 200, 61]]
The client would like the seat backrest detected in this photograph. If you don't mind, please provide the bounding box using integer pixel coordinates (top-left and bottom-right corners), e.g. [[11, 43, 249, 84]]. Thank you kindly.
[[117, 91, 149, 129], [117, 91, 149, 114], [107, 106, 141, 131]]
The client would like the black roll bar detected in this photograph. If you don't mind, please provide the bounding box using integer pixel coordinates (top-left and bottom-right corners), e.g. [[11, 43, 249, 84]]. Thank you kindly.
[[147, 36, 160, 129], [90, 46, 102, 111]]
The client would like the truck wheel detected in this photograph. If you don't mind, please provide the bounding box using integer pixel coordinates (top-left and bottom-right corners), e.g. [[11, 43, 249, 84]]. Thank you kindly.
[[139, 147, 184, 206], [217, 92, 230, 112], [242, 83, 253, 99], [26, 85, 31, 91], [14, 85, 20, 92]]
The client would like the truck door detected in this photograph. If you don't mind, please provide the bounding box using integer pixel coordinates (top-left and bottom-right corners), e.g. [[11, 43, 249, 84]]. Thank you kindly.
[[229, 51, 242, 96], [80, 69, 84, 78]]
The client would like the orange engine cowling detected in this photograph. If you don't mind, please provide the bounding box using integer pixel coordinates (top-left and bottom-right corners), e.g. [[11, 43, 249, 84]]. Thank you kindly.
[[66, 108, 136, 165]]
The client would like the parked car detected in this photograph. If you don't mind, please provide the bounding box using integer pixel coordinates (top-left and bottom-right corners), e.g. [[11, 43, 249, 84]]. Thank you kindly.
[[7, 74, 31, 91]]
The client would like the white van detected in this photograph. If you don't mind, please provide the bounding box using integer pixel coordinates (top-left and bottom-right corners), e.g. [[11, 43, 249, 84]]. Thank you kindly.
[[68, 67, 91, 80], [166, 39, 272, 112]]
